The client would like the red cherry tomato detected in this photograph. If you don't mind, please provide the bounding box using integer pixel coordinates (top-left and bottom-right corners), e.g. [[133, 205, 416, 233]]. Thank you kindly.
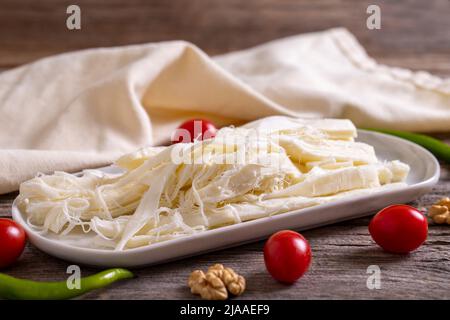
[[171, 119, 217, 144], [0, 218, 26, 269], [369, 205, 427, 254], [264, 230, 312, 283]]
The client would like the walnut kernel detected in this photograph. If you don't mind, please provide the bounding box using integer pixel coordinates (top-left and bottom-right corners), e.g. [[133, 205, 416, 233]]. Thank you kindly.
[[188, 264, 246, 300]]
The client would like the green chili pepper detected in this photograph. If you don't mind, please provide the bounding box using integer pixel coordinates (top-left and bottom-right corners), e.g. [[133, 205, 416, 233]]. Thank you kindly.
[[0, 268, 133, 300], [364, 128, 450, 163]]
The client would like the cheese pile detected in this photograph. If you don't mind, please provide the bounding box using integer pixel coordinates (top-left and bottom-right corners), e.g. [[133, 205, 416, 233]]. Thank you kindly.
[[18, 116, 409, 250]]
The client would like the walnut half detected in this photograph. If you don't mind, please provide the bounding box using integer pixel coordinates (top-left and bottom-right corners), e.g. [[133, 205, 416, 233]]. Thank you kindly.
[[428, 197, 450, 224], [188, 264, 246, 300], [208, 264, 246, 296]]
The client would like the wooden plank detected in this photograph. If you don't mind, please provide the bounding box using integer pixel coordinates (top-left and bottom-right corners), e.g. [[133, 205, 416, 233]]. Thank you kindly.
[[0, 0, 449, 67]]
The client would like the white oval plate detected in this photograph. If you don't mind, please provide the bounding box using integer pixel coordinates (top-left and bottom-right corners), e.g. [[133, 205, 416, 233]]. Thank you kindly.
[[12, 130, 440, 267]]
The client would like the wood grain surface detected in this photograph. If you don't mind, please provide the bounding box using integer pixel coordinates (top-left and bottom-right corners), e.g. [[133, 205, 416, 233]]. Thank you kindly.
[[0, 0, 450, 299]]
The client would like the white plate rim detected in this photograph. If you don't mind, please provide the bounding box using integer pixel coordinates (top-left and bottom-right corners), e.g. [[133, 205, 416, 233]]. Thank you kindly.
[[11, 130, 440, 264]]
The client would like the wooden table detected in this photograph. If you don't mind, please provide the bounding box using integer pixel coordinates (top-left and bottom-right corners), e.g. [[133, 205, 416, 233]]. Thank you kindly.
[[1, 0, 450, 299]]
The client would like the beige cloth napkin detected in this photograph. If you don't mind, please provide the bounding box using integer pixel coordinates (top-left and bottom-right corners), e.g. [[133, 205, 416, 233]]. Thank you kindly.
[[1, 28, 449, 194]]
